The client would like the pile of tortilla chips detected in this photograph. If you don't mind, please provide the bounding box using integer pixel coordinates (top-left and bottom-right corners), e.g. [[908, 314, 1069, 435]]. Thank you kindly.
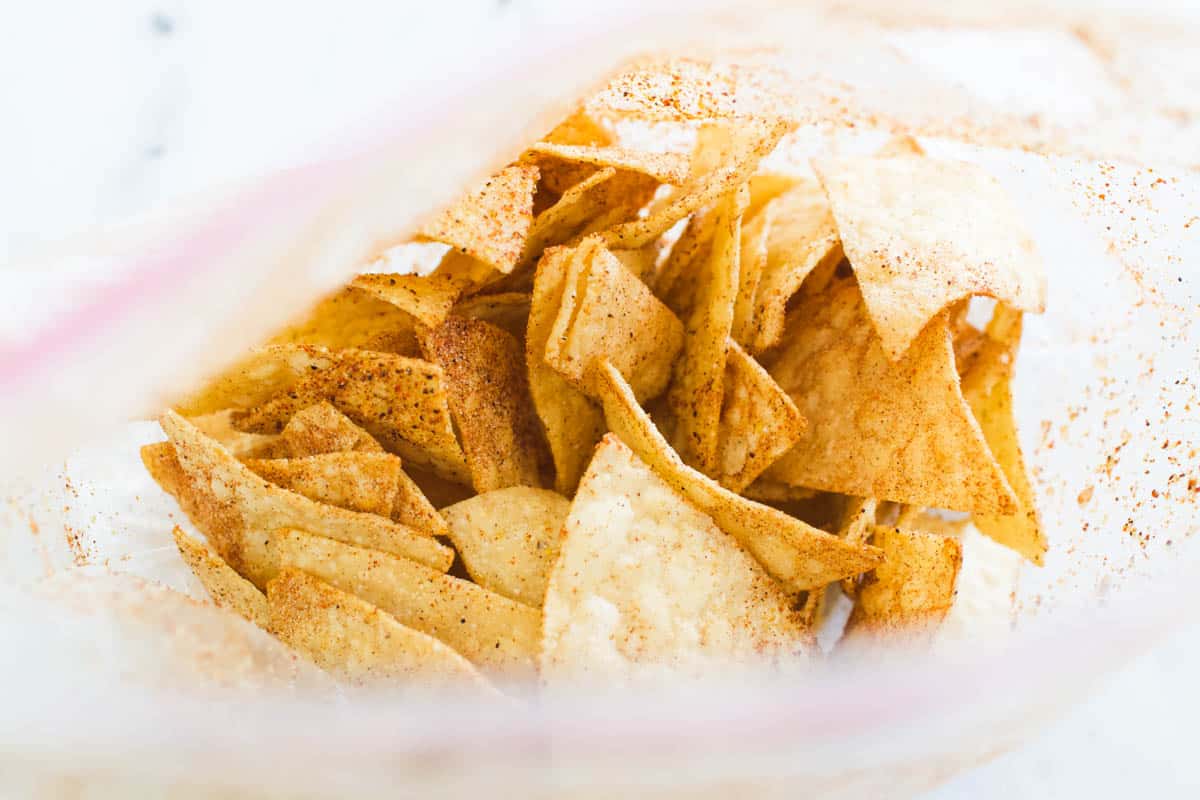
[[144, 60, 1046, 692]]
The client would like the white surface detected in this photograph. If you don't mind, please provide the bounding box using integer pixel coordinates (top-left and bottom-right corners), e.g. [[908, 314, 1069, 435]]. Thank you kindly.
[[2, 2, 1197, 797]]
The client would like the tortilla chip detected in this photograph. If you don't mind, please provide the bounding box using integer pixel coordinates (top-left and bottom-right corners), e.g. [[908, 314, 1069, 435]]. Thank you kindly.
[[541, 435, 810, 685], [715, 342, 806, 492], [173, 345, 332, 417], [156, 412, 452, 587], [767, 281, 1018, 515], [544, 110, 612, 146], [745, 179, 843, 353], [585, 57, 790, 122], [187, 410, 282, 458], [594, 117, 791, 250], [596, 360, 882, 592], [813, 155, 1047, 359], [730, 198, 774, 346], [844, 526, 962, 638], [268, 286, 419, 352], [666, 185, 746, 472], [835, 497, 880, 598], [440, 487, 570, 607], [279, 401, 383, 456], [172, 526, 268, 628], [404, 465, 475, 510], [740, 479, 821, 504], [545, 241, 684, 402], [244, 452, 402, 518], [350, 273, 460, 328], [451, 292, 531, 341], [418, 315, 546, 492], [527, 142, 690, 185], [418, 163, 539, 275], [273, 529, 540, 675], [745, 173, 800, 219], [526, 246, 607, 494], [233, 348, 471, 485], [519, 167, 614, 265], [610, 244, 659, 283], [267, 569, 495, 692], [961, 306, 1047, 564]]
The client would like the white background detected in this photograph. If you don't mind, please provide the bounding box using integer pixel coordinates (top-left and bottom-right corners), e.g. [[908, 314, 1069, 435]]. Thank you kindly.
[[3, 2, 1199, 796]]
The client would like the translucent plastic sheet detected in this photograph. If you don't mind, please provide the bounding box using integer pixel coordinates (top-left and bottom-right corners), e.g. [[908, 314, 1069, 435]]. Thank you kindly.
[[1, 2, 1197, 796]]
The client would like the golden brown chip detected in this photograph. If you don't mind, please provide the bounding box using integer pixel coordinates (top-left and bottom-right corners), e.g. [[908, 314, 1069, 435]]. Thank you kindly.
[[419, 315, 546, 492], [962, 306, 1047, 564], [273, 529, 540, 675], [440, 487, 570, 607], [526, 246, 607, 494], [173, 346, 332, 418], [844, 525, 962, 638], [267, 569, 496, 692], [233, 348, 471, 485], [594, 117, 791, 250], [610, 244, 660, 284], [585, 57, 790, 122], [596, 360, 881, 592], [244, 452, 402, 518], [172, 526, 268, 628], [766, 281, 1018, 515], [740, 479, 821, 504], [545, 241, 684, 403], [405, 465, 476, 510], [451, 292, 531, 341], [813, 155, 1046, 359], [715, 342, 806, 492], [746, 179, 843, 353], [730, 198, 774, 346], [745, 173, 800, 219], [527, 142, 690, 185], [156, 412, 452, 587], [188, 410, 283, 458], [835, 497, 880, 598], [268, 286, 419, 352], [541, 435, 810, 685], [417, 163, 539, 275], [350, 273, 460, 328], [666, 185, 746, 472], [279, 402, 384, 457]]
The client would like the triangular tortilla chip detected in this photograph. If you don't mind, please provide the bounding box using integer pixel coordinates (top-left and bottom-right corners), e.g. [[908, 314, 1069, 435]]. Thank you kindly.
[[545, 241, 684, 402], [351, 273, 460, 328], [172, 526, 268, 628], [519, 167, 615, 267], [745, 179, 843, 353], [452, 292, 531, 341], [527, 142, 690, 185], [268, 286, 419, 353], [441, 487, 570, 607], [526, 246, 607, 494], [666, 186, 746, 473], [813, 155, 1047, 359], [731, 198, 774, 346], [419, 315, 546, 492], [155, 412, 453, 587], [541, 435, 811, 685], [273, 529, 540, 675], [596, 360, 882, 591], [765, 280, 1018, 515], [594, 117, 791, 250], [232, 348, 471, 485], [267, 569, 496, 693], [279, 402, 383, 456], [188, 409, 282, 458], [585, 57, 790, 122], [715, 341, 806, 492], [844, 525, 962, 639], [173, 345, 332, 417], [961, 305, 1047, 564], [417, 163, 539, 275], [244, 452, 403, 518]]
